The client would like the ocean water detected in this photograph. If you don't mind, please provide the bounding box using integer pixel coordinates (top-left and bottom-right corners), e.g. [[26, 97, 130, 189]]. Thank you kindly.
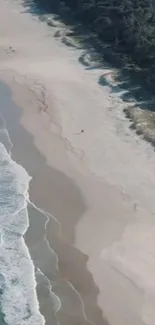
[[0, 80, 97, 325], [0, 118, 45, 324]]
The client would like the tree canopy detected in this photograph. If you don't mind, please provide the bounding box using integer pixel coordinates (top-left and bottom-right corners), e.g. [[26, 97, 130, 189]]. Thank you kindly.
[[34, 0, 155, 88], [57, 0, 155, 88]]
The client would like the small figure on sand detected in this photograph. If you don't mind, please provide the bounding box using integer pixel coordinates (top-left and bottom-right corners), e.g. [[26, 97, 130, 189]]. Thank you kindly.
[[73, 129, 84, 135]]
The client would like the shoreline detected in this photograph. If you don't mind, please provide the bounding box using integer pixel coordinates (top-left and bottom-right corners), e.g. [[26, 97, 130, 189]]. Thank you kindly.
[[0, 80, 109, 325], [0, 74, 147, 325], [1, 1, 155, 324], [0, 113, 45, 325]]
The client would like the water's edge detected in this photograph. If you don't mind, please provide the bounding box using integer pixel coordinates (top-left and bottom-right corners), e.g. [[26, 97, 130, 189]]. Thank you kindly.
[[0, 80, 106, 325], [0, 123, 45, 324], [0, 81, 61, 325]]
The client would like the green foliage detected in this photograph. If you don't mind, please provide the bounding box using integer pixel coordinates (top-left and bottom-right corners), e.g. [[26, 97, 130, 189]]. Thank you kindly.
[[58, 0, 155, 87]]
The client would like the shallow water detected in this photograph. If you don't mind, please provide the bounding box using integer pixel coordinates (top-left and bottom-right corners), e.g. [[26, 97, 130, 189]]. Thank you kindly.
[[0, 114, 45, 324], [0, 81, 99, 325], [0, 82, 62, 324]]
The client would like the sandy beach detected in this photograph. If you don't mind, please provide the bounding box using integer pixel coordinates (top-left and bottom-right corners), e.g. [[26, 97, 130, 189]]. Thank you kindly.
[[1, 1, 155, 325]]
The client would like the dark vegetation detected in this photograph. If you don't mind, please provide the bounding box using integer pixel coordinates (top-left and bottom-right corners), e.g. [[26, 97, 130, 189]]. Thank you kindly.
[[23, 0, 155, 129], [22, 0, 155, 146], [64, 0, 155, 89], [28, 0, 155, 91]]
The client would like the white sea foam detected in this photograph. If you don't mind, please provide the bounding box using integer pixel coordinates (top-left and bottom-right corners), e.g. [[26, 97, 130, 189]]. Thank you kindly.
[[0, 111, 13, 155], [36, 268, 61, 313], [0, 142, 45, 325]]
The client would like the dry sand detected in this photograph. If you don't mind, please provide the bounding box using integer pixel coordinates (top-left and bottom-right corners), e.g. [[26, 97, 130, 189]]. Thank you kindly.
[[0, 1, 155, 325]]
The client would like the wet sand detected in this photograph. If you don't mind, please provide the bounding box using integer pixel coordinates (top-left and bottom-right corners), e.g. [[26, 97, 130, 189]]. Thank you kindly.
[[1, 1, 155, 325], [0, 81, 109, 325], [0, 78, 147, 325]]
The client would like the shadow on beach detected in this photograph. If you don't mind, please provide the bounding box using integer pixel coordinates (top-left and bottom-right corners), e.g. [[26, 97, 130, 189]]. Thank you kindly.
[[22, 0, 155, 148]]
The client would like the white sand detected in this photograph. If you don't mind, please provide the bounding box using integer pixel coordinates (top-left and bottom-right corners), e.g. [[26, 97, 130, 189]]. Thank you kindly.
[[0, 1, 155, 324]]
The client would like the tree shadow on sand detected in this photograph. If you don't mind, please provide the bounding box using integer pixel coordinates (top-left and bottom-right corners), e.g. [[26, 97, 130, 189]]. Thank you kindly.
[[98, 67, 155, 147], [22, 0, 155, 146]]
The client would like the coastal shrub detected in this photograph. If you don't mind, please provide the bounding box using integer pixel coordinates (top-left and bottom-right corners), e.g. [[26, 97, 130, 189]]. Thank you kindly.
[[57, 0, 155, 91]]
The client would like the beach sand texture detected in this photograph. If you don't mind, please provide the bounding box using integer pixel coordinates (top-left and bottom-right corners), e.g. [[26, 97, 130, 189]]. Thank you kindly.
[[0, 1, 155, 325]]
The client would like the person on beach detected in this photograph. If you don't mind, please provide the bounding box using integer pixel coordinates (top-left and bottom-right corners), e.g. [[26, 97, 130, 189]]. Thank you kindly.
[[74, 129, 84, 135]]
